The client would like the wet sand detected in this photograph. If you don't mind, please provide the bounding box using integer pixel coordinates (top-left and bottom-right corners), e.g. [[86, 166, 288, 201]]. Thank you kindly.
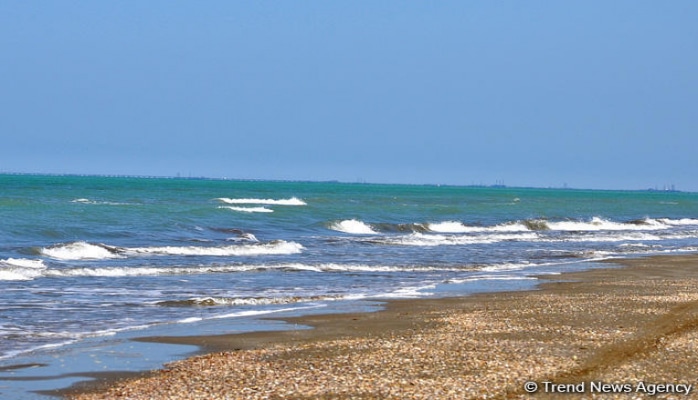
[[62, 255, 698, 399]]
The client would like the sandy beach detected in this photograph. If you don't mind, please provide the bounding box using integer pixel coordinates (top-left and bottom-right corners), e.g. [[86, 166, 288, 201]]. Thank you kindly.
[[62, 255, 698, 399]]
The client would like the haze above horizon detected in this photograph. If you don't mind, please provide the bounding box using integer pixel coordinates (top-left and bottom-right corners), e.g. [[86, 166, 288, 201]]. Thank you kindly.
[[1, 2, 696, 191]]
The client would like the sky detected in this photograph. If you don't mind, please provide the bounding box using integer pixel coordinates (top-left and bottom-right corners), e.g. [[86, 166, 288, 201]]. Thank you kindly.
[[1, 1, 696, 191]]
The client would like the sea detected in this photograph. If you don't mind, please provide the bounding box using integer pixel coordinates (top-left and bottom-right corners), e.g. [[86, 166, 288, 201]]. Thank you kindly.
[[1, 174, 698, 398]]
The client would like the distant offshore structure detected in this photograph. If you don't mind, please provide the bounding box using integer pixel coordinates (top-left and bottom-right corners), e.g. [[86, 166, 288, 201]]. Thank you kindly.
[[469, 180, 507, 188], [647, 184, 680, 192]]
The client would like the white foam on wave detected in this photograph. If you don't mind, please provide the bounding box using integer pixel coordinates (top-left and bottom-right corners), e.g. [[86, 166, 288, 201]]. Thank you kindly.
[[41, 265, 261, 278], [479, 262, 532, 272], [446, 274, 538, 284], [547, 217, 666, 232], [71, 198, 130, 206], [45, 266, 171, 278], [329, 219, 378, 234], [656, 218, 698, 226], [369, 284, 437, 299], [177, 304, 324, 324], [128, 241, 303, 257], [36, 265, 222, 279], [428, 221, 528, 233], [173, 294, 343, 307], [225, 233, 260, 242], [219, 206, 274, 213], [619, 243, 654, 249], [427, 217, 691, 234], [41, 242, 124, 261], [0, 258, 48, 281], [49, 265, 204, 278], [542, 232, 664, 243], [0, 270, 39, 281], [39, 240, 303, 261], [350, 216, 693, 247], [375, 232, 538, 247], [427, 221, 472, 233], [1, 258, 46, 269], [216, 197, 307, 206], [276, 263, 471, 273], [12, 262, 477, 280]]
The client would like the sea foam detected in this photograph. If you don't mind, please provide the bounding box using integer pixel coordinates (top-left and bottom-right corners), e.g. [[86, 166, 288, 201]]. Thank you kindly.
[[128, 241, 303, 257], [71, 198, 131, 206], [0, 258, 47, 281], [40, 240, 303, 261], [329, 219, 378, 234], [216, 197, 307, 206], [428, 221, 529, 233], [424, 216, 694, 235], [219, 206, 274, 213], [1, 258, 46, 269], [546, 217, 666, 232], [12, 262, 480, 280], [373, 232, 539, 247], [41, 242, 124, 260]]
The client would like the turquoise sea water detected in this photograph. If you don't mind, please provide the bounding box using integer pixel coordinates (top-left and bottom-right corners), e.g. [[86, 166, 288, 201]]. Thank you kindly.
[[1, 174, 698, 397]]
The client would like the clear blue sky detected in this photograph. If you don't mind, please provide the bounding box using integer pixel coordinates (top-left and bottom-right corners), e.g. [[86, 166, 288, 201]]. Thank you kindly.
[[1, 1, 696, 190]]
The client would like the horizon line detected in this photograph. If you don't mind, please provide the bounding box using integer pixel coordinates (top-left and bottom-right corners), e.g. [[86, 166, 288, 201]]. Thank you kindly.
[[0, 171, 688, 194]]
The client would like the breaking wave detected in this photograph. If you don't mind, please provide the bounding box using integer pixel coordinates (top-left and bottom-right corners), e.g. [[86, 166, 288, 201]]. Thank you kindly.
[[128, 241, 303, 257], [0, 262, 490, 281], [218, 206, 274, 213], [333, 217, 698, 235], [71, 198, 131, 206], [427, 217, 688, 234], [216, 197, 307, 206], [427, 221, 532, 233], [655, 218, 698, 226], [328, 219, 378, 234], [1, 258, 46, 269], [39, 240, 303, 261], [369, 232, 540, 247], [546, 217, 667, 232], [156, 295, 342, 307], [40, 242, 124, 260], [0, 258, 47, 281]]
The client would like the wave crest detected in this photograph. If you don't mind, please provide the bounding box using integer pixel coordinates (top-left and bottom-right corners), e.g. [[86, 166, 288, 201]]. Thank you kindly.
[[426, 216, 694, 234], [71, 198, 131, 206], [218, 206, 274, 213], [371, 232, 539, 247], [216, 197, 306, 206], [328, 219, 378, 234], [3, 262, 481, 280], [324, 216, 689, 237], [40, 240, 303, 261], [0, 258, 47, 281], [156, 295, 341, 307], [128, 241, 303, 257], [40, 242, 125, 260], [427, 221, 530, 233]]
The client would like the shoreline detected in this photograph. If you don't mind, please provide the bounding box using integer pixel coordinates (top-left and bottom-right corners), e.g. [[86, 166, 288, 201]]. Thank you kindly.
[[60, 254, 698, 399]]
